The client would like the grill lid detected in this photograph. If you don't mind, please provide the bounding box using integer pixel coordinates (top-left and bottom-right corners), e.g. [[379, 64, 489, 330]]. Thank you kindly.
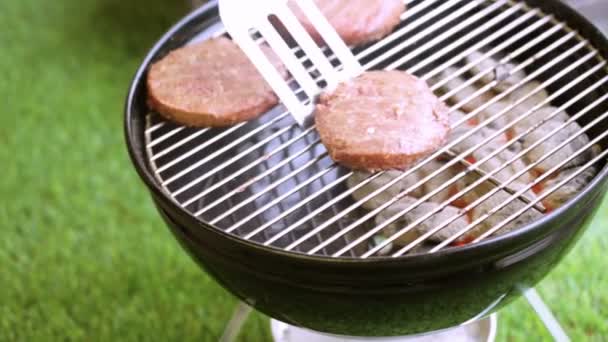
[[143, 0, 608, 259]]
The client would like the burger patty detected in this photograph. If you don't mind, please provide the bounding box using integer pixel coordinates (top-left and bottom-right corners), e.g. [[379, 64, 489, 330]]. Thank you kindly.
[[146, 37, 287, 127], [315, 71, 451, 171], [290, 0, 405, 46]]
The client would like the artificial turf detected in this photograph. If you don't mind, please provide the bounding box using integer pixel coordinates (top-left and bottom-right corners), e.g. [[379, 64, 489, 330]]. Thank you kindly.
[[1, 0, 607, 341]]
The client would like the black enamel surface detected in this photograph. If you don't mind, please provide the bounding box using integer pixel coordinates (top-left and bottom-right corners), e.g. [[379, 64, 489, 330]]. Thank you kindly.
[[124, 0, 608, 335], [156, 191, 603, 335]]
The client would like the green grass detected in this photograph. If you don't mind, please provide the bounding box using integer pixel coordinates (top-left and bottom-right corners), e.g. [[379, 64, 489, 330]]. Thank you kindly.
[[1, 0, 607, 341]]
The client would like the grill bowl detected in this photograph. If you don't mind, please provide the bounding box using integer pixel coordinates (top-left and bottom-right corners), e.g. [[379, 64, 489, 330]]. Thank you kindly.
[[125, 0, 608, 336]]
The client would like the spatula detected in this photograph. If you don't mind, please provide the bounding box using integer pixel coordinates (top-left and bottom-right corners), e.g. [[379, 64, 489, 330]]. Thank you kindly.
[[219, 0, 363, 127]]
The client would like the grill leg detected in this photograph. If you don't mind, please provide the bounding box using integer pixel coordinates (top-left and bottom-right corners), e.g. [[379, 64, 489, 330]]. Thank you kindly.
[[521, 287, 571, 342], [219, 301, 253, 342]]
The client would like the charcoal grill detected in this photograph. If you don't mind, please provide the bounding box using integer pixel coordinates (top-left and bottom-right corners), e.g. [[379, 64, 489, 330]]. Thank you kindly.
[[125, 0, 608, 336]]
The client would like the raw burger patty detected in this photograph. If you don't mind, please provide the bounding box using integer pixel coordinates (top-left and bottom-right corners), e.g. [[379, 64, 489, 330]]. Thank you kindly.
[[315, 71, 451, 171], [147, 37, 287, 127], [290, 0, 405, 46]]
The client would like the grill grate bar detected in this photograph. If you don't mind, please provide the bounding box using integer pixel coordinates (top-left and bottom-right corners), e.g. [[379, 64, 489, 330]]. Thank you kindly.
[[149, 126, 189, 148], [148, 45, 324, 155], [325, 51, 601, 256], [253, 36, 587, 254], [146, 121, 167, 135], [435, 34, 581, 141], [170, 124, 294, 199], [364, 0, 503, 70], [428, 122, 608, 253], [391, 74, 608, 255], [225, 164, 337, 234], [183, 127, 315, 208], [194, 137, 321, 217], [437, 34, 579, 110], [261, 172, 388, 246], [160, 115, 290, 183], [218, 8, 562, 243], [286, 42, 584, 251], [367, 107, 607, 256], [421, 15, 562, 84], [475, 149, 608, 243], [145, 115, 170, 188], [165, 116, 291, 191], [288, 39, 590, 254], [142, 0, 418, 135], [356, 0, 460, 61], [168, 0, 534, 216], [209, 150, 328, 224], [373, 0, 518, 71], [151, 127, 209, 161], [409, 8, 544, 76], [422, 18, 571, 213], [372, 74, 608, 257], [442, 149, 545, 212], [432, 99, 608, 250], [151, 0, 467, 188], [145, 0, 608, 259], [243, 171, 356, 240], [145, 0, 504, 142], [155, 124, 243, 169]]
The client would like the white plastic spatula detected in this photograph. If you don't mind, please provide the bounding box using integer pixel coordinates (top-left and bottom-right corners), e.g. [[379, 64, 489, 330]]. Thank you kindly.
[[219, 0, 363, 127]]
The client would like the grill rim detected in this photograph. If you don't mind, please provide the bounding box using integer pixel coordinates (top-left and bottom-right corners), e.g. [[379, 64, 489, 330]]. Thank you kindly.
[[125, 0, 608, 264]]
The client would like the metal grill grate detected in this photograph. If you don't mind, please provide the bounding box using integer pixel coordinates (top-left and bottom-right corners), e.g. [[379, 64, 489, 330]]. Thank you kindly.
[[145, 0, 608, 258]]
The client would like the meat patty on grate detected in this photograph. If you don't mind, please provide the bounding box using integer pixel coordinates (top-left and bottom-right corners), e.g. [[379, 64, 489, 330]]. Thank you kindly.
[[315, 70, 451, 171], [147, 37, 287, 127], [289, 0, 405, 46]]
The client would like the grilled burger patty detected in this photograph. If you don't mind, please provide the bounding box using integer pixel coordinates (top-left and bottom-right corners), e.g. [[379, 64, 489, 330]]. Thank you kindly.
[[147, 37, 287, 127], [290, 0, 405, 46], [315, 70, 451, 171]]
